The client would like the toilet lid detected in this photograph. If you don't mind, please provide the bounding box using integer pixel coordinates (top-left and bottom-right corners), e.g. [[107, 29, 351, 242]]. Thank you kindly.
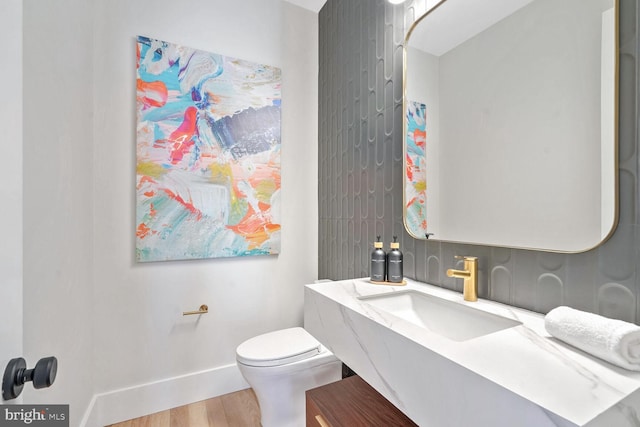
[[236, 327, 323, 367]]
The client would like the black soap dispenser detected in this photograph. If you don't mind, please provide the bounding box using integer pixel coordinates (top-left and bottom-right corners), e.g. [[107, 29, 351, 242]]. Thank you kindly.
[[371, 236, 386, 282], [387, 236, 403, 283]]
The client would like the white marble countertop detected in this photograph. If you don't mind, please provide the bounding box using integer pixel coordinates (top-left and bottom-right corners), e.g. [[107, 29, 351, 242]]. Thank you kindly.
[[304, 278, 640, 427]]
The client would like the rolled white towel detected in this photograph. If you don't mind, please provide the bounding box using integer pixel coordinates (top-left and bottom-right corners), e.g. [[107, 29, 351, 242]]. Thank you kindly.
[[545, 306, 640, 371]]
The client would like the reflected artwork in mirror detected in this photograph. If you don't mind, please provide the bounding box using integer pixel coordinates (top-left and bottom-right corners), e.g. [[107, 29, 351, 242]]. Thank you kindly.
[[403, 0, 619, 252]]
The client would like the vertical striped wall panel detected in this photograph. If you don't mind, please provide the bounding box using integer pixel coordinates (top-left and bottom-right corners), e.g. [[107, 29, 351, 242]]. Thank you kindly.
[[318, 0, 640, 321]]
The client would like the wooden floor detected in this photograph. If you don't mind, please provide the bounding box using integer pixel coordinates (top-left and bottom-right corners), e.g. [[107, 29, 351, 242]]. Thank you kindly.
[[107, 388, 261, 427]]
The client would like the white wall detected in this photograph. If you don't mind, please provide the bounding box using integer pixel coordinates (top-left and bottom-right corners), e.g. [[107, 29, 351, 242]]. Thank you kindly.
[[22, 0, 95, 423], [0, 0, 23, 382], [90, 0, 319, 424], [13, 0, 318, 425]]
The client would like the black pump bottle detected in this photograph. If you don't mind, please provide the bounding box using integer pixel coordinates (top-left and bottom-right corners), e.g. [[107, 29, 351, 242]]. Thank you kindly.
[[371, 236, 386, 282], [387, 236, 403, 283]]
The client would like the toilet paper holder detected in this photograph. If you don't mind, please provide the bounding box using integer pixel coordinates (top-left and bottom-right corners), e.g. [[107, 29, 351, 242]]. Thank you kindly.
[[183, 304, 208, 316]]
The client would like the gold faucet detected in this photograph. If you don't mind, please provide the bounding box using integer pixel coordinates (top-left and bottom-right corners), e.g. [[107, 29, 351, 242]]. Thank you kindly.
[[446, 256, 478, 302]]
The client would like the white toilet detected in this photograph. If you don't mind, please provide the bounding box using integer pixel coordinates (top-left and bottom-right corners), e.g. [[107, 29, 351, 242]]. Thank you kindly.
[[236, 327, 342, 427]]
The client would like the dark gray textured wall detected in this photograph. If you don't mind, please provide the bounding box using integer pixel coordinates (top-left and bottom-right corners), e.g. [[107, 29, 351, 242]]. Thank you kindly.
[[318, 0, 640, 322]]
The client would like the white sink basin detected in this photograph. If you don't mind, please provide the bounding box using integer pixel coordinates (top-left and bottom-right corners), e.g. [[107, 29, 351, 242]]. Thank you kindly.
[[359, 290, 522, 342]]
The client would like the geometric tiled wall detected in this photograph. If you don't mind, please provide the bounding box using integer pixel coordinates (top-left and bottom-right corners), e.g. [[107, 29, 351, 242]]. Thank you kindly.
[[319, 0, 640, 322]]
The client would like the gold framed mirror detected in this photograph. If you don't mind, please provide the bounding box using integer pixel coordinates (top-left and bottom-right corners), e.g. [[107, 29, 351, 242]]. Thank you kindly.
[[403, 0, 619, 252]]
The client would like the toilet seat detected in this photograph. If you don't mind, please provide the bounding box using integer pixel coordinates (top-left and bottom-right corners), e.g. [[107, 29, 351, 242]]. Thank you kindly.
[[236, 327, 323, 367]]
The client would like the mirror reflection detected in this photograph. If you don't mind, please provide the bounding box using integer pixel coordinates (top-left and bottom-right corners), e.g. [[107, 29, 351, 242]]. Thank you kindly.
[[403, 0, 618, 252]]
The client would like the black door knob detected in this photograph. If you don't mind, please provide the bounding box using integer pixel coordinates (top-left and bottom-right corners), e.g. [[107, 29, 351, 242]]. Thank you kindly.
[[28, 357, 57, 389], [2, 356, 58, 401]]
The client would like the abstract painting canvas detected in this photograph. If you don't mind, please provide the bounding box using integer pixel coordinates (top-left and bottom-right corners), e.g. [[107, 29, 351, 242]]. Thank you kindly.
[[405, 100, 427, 237], [136, 36, 281, 261]]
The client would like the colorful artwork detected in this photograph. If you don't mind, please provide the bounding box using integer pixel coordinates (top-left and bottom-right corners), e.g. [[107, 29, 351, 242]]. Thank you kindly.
[[405, 101, 427, 236], [136, 36, 281, 261]]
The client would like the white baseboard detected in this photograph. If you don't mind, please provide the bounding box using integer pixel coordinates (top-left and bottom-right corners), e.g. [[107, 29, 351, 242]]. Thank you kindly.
[[80, 363, 249, 427]]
